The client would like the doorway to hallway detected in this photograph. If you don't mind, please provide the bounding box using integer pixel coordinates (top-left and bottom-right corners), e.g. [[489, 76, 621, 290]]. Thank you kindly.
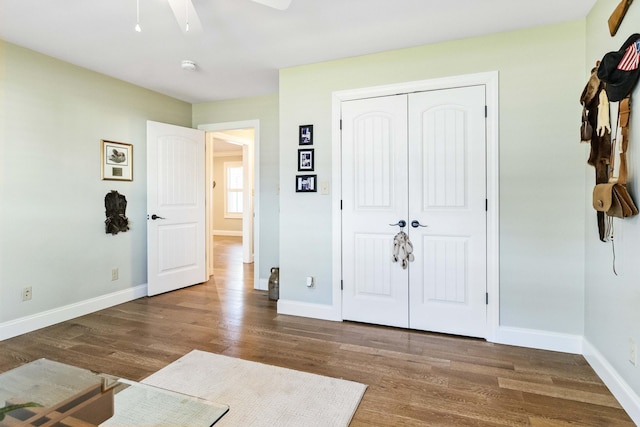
[[199, 120, 260, 289], [210, 131, 251, 270]]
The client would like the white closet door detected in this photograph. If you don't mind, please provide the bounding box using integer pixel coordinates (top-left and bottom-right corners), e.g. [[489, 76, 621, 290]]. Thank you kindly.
[[407, 86, 487, 337], [341, 95, 409, 328], [340, 86, 487, 338]]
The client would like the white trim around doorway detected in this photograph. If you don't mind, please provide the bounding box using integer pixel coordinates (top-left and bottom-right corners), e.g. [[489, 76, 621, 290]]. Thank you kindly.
[[330, 71, 500, 340], [198, 120, 261, 290]]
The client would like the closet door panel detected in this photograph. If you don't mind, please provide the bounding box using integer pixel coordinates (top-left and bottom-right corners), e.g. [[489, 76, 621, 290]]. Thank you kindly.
[[408, 86, 487, 338], [341, 95, 409, 328]]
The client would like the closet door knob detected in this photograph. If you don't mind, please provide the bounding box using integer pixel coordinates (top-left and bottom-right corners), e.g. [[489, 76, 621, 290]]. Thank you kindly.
[[389, 220, 407, 229], [411, 220, 427, 228]]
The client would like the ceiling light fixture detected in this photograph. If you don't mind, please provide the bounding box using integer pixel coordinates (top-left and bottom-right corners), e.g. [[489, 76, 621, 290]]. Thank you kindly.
[[135, 0, 142, 32], [181, 60, 197, 71]]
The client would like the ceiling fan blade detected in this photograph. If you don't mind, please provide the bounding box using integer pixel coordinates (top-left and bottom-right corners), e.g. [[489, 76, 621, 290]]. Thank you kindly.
[[251, 0, 292, 10]]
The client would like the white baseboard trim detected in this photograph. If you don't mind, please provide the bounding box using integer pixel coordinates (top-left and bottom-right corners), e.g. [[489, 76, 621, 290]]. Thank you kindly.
[[0, 285, 147, 341], [274, 304, 585, 354], [213, 230, 242, 237], [488, 326, 583, 354], [277, 299, 342, 322], [257, 278, 268, 291], [583, 339, 640, 424]]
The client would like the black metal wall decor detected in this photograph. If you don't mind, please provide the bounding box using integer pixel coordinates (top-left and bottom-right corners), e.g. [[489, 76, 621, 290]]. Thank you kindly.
[[104, 190, 129, 235]]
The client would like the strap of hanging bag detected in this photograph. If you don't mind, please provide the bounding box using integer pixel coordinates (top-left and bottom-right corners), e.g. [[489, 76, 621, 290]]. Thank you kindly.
[[617, 97, 631, 184]]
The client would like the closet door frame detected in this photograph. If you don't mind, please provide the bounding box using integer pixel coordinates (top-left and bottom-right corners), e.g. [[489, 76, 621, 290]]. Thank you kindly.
[[331, 71, 499, 341]]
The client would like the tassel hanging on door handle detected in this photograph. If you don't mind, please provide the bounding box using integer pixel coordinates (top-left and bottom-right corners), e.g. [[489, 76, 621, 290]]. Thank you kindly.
[[392, 231, 414, 269]]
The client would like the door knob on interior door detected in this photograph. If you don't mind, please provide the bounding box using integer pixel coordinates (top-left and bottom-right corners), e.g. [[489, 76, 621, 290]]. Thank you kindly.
[[411, 220, 427, 228], [150, 214, 166, 220], [389, 220, 407, 228]]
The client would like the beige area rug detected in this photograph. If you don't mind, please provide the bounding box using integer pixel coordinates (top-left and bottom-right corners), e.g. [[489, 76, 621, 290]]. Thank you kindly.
[[138, 350, 367, 427]]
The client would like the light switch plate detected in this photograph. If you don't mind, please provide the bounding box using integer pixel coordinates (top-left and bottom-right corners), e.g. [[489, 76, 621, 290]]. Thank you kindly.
[[320, 182, 330, 195]]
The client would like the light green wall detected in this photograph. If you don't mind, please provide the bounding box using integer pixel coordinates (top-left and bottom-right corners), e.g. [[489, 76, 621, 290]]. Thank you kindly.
[[0, 40, 191, 323], [585, 0, 640, 397], [279, 21, 587, 334], [193, 95, 279, 282]]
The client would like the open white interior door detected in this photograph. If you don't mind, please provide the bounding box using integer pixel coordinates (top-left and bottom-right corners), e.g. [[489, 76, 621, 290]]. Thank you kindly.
[[147, 120, 206, 296]]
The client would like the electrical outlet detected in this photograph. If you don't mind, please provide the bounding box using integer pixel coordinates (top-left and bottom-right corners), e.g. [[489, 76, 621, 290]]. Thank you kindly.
[[22, 287, 32, 301], [630, 338, 637, 366], [111, 268, 119, 281]]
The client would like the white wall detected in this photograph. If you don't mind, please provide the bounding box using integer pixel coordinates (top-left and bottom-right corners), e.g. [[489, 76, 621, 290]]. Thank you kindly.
[[278, 21, 587, 335], [0, 40, 191, 332], [584, 0, 640, 403]]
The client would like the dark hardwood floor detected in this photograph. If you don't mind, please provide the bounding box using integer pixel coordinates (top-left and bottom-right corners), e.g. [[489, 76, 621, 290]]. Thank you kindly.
[[0, 236, 634, 426]]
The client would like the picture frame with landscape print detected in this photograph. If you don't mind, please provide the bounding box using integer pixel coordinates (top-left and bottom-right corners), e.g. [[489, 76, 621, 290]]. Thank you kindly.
[[298, 148, 314, 171], [101, 140, 133, 181]]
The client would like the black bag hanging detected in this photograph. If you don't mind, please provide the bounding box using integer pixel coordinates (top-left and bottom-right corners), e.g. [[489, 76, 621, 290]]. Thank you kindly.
[[105, 190, 129, 235]]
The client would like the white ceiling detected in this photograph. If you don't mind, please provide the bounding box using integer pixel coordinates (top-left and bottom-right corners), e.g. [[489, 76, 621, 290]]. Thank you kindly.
[[0, 0, 596, 104], [212, 129, 253, 154]]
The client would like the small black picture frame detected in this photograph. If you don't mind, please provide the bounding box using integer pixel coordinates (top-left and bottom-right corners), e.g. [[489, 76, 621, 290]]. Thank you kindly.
[[298, 148, 314, 171], [296, 175, 317, 192], [299, 124, 313, 145]]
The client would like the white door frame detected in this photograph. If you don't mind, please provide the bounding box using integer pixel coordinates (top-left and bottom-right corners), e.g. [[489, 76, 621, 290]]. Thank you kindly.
[[199, 120, 260, 290], [331, 71, 500, 341]]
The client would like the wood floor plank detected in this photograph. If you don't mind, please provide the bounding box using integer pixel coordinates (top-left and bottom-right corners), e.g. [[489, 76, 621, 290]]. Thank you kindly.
[[498, 377, 622, 408], [0, 236, 634, 426]]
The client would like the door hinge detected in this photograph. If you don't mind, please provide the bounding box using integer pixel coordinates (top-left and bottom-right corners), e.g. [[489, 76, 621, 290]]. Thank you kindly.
[[340, 200, 343, 210], [486, 292, 489, 305], [341, 280, 344, 290], [485, 105, 488, 118], [340, 119, 343, 130], [485, 199, 488, 211]]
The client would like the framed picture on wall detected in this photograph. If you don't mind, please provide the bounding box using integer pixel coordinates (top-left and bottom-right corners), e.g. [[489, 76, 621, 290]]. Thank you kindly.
[[299, 124, 313, 145], [101, 140, 133, 181], [298, 148, 314, 171], [296, 174, 317, 192]]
